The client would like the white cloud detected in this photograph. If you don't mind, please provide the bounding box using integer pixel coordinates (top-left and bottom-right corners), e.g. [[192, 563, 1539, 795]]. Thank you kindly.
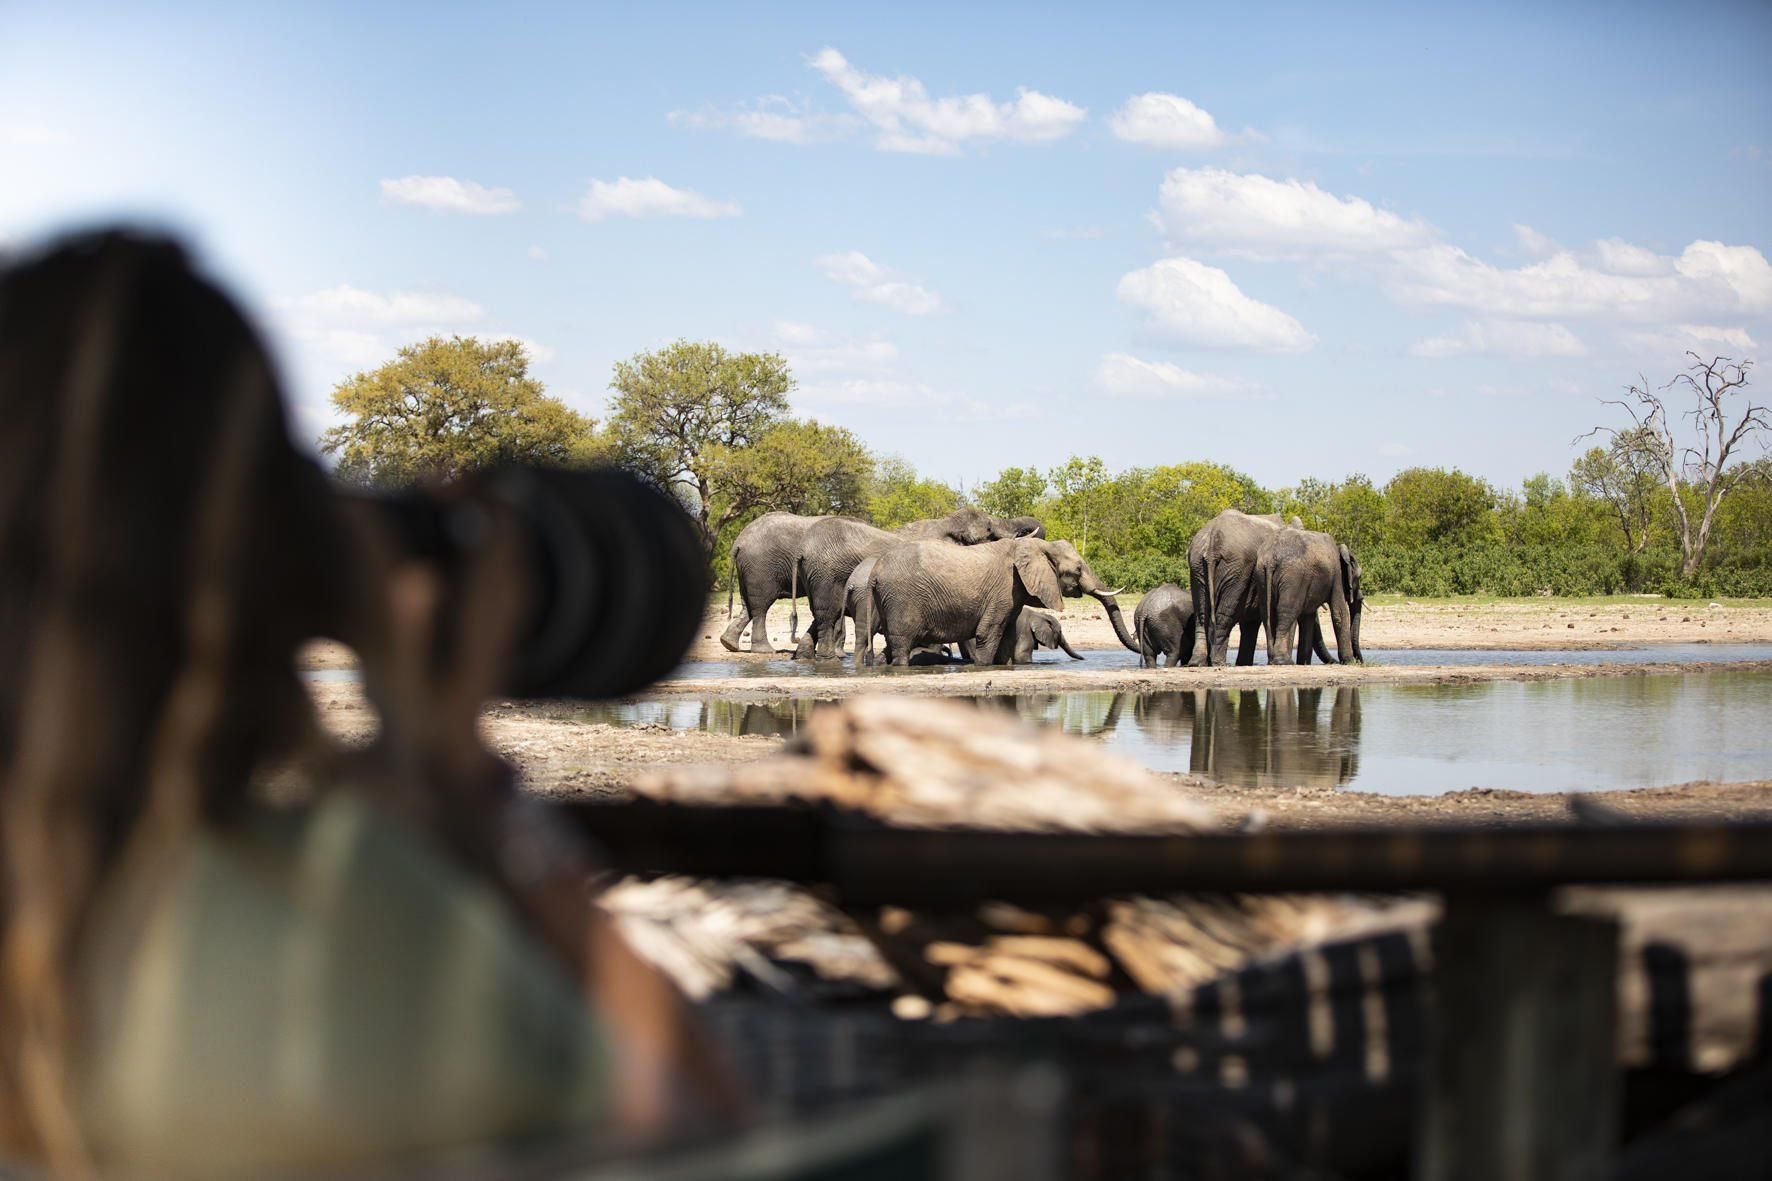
[[814, 250, 943, 315], [1116, 257, 1315, 352], [1513, 224, 1559, 256], [668, 96, 860, 145], [0, 123, 71, 147], [526, 245, 547, 261], [1619, 323, 1759, 357], [575, 176, 741, 221], [773, 321, 899, 371], [379, 175, 519, 215], [1387, 239, 1772, 321], [276, 285, 484, 325], [1153, 167, 1435, 259], [1410, 319, 1587, 358], [1092, 353, 1246, 398], [806, 47, 1085, 155], [272, 285, 485, 376], [490, 334, 556, 364], [1108, 93, 1227, 150]]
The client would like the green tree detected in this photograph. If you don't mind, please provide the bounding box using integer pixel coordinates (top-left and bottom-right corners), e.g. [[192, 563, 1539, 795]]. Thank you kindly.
[[705, 419, 874, 524], [607, 340, 793, 548], [1320, 475, 1388, 551], [1383, 467, 1498, 546], [320, 336, 600, 487], [1569, 429, 1661, 555], [974, 466, 1049, 519], [868, 456, 962, 528], [1048, 455, 1109, 557]]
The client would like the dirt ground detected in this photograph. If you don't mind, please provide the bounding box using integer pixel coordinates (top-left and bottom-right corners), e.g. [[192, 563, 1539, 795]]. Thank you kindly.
[[693, 594, 1772, 661]]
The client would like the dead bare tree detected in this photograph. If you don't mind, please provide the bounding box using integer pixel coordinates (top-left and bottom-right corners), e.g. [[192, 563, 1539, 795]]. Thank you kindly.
[[1580, 352, 1766, 578]]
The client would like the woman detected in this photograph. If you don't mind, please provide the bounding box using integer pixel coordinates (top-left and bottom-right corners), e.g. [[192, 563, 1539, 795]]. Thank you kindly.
[[0, 232, 719, 1177]]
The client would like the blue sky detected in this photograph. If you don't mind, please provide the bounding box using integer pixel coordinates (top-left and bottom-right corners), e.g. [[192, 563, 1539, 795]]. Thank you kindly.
[[3, 2, 1768, 493]]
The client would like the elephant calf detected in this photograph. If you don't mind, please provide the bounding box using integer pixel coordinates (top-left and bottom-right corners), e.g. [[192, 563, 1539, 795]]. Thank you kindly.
[[1008, 607, 1084, 663], [1133, 583, 1196, 668], [1256, 529, 1364, 665]]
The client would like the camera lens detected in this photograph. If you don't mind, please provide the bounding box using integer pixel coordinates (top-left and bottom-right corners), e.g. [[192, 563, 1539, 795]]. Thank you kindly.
[[487, 466, 707, 700]]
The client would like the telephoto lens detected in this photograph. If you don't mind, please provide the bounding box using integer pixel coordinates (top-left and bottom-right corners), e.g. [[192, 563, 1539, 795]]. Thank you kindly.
[[359, 466, 709, 700]]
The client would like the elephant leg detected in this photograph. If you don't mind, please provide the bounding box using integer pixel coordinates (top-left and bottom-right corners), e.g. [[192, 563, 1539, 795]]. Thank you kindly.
[[1235, 618, 1261, 666], [1297, 614, 1316, 665], [746, 590, 780, 653], [792, 615, 817, 660], [1309, 612, 1336, 664], [719, 600, 750, 652], [810, 585, 846, 660], [1328, 594, 1354, 664], [883, 633, 914, 667]]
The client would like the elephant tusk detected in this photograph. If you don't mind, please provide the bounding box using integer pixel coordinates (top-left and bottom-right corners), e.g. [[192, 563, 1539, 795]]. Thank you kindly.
[[1100, 587, 1125, 597]]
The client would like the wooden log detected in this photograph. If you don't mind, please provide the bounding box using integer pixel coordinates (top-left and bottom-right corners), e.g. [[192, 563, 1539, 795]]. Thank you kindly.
[[1417, 894, 1620, 1181]]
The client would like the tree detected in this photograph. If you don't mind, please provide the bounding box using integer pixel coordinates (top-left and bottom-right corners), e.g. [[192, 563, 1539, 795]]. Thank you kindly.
[[1383, 467, 1498, 546], [607, 340, 793, 549], [704, 419, 874, 524], [1582, 353, 1766, 577], [867, 456, 962, 528], [974, 466, 1049, 519], [320, 336, 600, 487], [1048, 455, 1109, 557], [1569, 429, 1661, 555], [1319, 475, 1388, 552]]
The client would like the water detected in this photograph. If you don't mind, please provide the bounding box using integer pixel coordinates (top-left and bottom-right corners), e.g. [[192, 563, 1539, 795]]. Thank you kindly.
[[569, 670, 1772, 795], [663, 642, 1772, 680], [300, 643, 1772, 685]]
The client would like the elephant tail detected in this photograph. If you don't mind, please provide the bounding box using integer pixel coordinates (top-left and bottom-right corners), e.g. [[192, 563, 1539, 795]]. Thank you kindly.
[[1200, 551, 1216, 665], [726, 547, 737, 617], [789, 553, 800, 639], [1263, 555, 1277, 655]]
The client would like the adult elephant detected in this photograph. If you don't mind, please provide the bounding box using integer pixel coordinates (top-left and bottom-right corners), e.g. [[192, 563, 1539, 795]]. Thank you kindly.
[[720, 512, 828, 653], [1257, 528, 1364, 665], [793, 508, 1043, 660], [1133, 583, 1195, 668], [1187, 510, 1299, 666], [849, 560, 1075, 665], [864, 536, 1137, 667]]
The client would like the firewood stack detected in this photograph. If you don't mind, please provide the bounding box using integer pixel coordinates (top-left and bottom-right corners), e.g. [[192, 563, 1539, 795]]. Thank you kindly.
[[607, 696, 1402, 1019]]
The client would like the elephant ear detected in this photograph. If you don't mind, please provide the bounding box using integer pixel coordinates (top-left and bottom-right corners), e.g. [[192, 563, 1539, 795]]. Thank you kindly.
[[1339, 544, 1360, 605], [1014, 545, 1064, 610]]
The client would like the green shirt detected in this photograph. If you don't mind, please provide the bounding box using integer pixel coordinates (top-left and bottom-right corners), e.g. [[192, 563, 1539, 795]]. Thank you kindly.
[[76, 790, 611, 1178]]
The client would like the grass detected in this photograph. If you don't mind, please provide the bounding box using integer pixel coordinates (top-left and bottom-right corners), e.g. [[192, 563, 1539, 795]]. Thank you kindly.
[[1363, 593, 1772, 609]]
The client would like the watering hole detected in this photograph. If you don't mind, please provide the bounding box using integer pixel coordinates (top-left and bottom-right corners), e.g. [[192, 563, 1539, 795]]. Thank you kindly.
[[569, 668, 1772, 795]]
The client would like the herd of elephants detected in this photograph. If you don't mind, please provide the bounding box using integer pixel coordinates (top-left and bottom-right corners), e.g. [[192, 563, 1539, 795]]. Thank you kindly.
[[719, 506, 1366, 669]]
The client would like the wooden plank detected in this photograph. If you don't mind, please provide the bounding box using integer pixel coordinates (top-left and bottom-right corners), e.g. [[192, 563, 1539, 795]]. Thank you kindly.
[[1418, 895, 1620, 1181]]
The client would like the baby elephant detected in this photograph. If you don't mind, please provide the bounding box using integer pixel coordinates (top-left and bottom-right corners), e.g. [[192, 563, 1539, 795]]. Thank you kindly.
[[1133, 583, 1197, 668], [1006, 607, 1084, 663]]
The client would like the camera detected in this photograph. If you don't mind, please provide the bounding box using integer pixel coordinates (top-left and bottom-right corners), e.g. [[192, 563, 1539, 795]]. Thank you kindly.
[[347, 466, 708, 700]]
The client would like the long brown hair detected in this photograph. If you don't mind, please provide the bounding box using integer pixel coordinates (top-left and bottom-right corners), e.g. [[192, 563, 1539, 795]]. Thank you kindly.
[[0, 232, 338, 1165]]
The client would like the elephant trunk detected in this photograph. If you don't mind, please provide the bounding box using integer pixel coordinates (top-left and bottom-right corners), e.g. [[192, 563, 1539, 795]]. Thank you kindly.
[[1096, 592, 1140, 653], [1351, 601, 1364, 663]]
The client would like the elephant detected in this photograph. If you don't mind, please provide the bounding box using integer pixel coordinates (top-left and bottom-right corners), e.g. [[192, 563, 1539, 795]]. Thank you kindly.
[[862, 536, 1138, 667], [792, 508, 1043, 660], [1256, 528, 1364, 665], [1009, 607, 1084, 664], [1133, 583, 1196, 668], [720, 512, 829, 653], [1187, 510, 1300, 666]]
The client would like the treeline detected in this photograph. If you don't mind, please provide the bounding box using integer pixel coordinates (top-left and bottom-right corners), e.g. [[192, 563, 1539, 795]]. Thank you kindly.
[[321, 336, 1772, 599]]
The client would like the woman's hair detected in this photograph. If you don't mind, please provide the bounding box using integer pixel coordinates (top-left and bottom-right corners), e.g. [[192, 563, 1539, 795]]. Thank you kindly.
[[0, 232, 340, 1163]]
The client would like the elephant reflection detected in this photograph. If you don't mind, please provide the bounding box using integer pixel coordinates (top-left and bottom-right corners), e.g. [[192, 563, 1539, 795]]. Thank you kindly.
[[699, 699, 814, 738], [1103, 686, 1362, 788], [1188, 686, 1362, 789]]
